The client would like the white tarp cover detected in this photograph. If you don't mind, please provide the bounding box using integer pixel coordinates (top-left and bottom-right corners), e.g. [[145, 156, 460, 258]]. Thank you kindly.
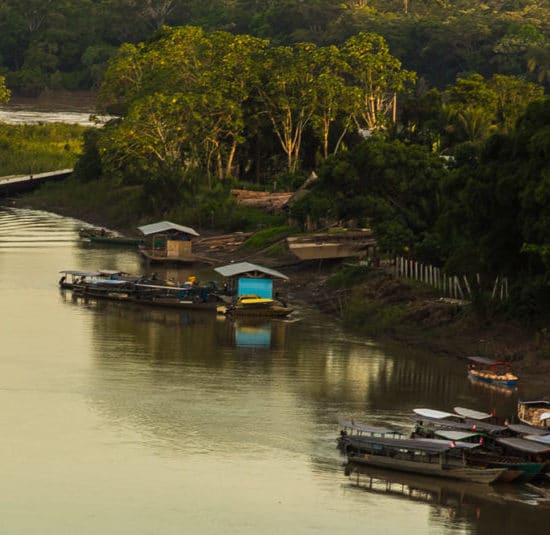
[[454, 407, 492, 420]]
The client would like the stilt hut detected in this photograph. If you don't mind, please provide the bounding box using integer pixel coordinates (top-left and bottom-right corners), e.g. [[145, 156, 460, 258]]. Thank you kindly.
[[138, 221, 200, 264], [214, 261, 288, 299]]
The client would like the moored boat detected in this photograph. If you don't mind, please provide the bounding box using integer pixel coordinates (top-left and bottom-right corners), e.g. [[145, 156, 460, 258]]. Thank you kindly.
[[346, 436, 506, 484], [517, 400, 550, 429], [467, 356, 518, 387], [217, 294, 293, 317], [79, 227, 142, 246]]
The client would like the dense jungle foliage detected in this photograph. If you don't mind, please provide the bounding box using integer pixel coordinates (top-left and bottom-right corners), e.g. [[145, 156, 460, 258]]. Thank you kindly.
[[2, 1, 549, 317], [0, 1, 548, 94]]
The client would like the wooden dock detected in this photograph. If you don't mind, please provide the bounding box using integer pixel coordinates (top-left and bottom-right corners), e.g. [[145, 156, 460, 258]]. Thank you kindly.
[[0, 169, 73, 196]]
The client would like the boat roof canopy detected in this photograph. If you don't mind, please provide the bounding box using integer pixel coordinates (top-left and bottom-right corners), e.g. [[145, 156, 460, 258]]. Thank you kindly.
[[338, 419, 403, 436], [214, 261, 289, 280], [524, 434, 550, 445], [467, 356, 511, 366], [454, 407, 492, 420], [348, 436, 479, 453], [434, 430, 481, 441], [138, 221, 199, 237], [508, 423, 549, 436], [496, 437, 550, 454], [413, 408, 456, 420], [59, 270, 100, 277]]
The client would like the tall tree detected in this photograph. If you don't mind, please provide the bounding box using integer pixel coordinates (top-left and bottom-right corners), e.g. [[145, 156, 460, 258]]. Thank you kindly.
[[257, 43, 319, 173], [342, 32, 415, 132]]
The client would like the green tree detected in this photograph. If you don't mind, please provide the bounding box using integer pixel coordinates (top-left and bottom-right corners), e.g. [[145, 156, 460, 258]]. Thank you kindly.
[[310, 45, 357, 158], [443, 74, 498, 143], [0, 75, 10, 102], [256, 43, 318, 173], [342, 32, 415, 132]]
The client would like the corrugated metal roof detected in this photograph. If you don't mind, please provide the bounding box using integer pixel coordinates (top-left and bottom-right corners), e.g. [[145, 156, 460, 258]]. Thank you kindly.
[[214, 261, 288, 280], [137, 221, 199, 237]]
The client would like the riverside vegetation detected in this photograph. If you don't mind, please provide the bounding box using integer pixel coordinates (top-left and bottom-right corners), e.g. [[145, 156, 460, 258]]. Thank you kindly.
[[1, 2, 549, 366]]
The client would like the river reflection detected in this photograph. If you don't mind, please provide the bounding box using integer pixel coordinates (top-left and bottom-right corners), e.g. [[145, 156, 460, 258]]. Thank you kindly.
[[1, 206, 550, 534]]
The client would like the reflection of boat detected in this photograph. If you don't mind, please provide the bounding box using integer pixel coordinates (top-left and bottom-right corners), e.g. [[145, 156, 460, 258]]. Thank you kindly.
[[234, 322, 272, 348], [467, 356, 518, 387], [345, 463, 535, 508], [346, 436, 506, 484], [468, 376, 517, 395], [517, 400, 550, 429]]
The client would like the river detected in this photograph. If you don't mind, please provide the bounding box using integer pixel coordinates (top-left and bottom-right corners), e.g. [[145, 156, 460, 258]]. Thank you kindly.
[[1, 206, 549, 534]]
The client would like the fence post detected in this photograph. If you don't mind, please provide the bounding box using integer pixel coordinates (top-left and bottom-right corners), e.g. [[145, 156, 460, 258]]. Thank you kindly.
[[456, 276, 464, 299], [463, 275, 472, 299]]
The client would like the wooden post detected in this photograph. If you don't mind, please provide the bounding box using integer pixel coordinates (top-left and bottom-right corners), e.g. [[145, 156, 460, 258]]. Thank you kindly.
[[463, 275, 471, 299], [456, 276, 464, 299]]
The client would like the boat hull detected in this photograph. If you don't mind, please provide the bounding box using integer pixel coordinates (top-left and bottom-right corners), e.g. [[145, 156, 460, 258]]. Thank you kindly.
[[468, 371, 518, 387], [349, 453, 506, 484]]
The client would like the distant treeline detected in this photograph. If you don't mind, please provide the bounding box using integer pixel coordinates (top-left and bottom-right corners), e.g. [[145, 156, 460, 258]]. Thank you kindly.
[[0, 1, 548, 95]]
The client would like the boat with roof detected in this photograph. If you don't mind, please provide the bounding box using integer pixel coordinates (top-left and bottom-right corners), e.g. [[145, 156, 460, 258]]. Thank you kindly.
[[345, 436, 506, 484], [467, 356, 518, 388], [79, 227, 143, 247]]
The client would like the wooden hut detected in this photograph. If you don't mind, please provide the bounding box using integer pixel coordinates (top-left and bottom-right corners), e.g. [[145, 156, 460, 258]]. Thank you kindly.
[[138, 221, 200, 264]]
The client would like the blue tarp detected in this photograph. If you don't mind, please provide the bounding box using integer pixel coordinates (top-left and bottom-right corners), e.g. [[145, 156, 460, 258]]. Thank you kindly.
[[237, 278, 273, 298]]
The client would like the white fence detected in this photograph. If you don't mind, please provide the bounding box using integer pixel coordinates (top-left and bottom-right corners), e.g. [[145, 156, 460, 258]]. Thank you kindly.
[[393, 257, 509, 301]]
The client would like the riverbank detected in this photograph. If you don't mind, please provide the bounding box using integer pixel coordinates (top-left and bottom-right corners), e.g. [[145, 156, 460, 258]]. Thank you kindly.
[[8, 193, 550, 399]]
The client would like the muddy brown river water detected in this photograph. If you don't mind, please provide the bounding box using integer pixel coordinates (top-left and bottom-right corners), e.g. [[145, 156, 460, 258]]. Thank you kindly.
[[1, 206, 549, 533]]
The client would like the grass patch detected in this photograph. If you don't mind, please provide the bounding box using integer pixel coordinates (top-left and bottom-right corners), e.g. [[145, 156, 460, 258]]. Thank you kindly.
[[242, 225, 296, 250], [327, 264, 371, 289], [21, 176, 144, 231], [0, 123, 86, 175]]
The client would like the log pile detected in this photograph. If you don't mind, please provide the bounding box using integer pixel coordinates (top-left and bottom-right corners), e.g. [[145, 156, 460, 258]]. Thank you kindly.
[[230, 189, 293, 213]]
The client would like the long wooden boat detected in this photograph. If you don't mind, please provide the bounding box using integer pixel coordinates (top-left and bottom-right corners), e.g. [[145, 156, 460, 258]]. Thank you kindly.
[[467, 356, 518, 387], [79, 228, 142, 246], [346, 436, 506, 484]]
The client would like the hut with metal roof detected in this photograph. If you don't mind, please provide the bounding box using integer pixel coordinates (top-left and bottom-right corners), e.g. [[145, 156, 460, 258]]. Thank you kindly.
[[137, 221, 200, 264], [214, 261, 288, 299]]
